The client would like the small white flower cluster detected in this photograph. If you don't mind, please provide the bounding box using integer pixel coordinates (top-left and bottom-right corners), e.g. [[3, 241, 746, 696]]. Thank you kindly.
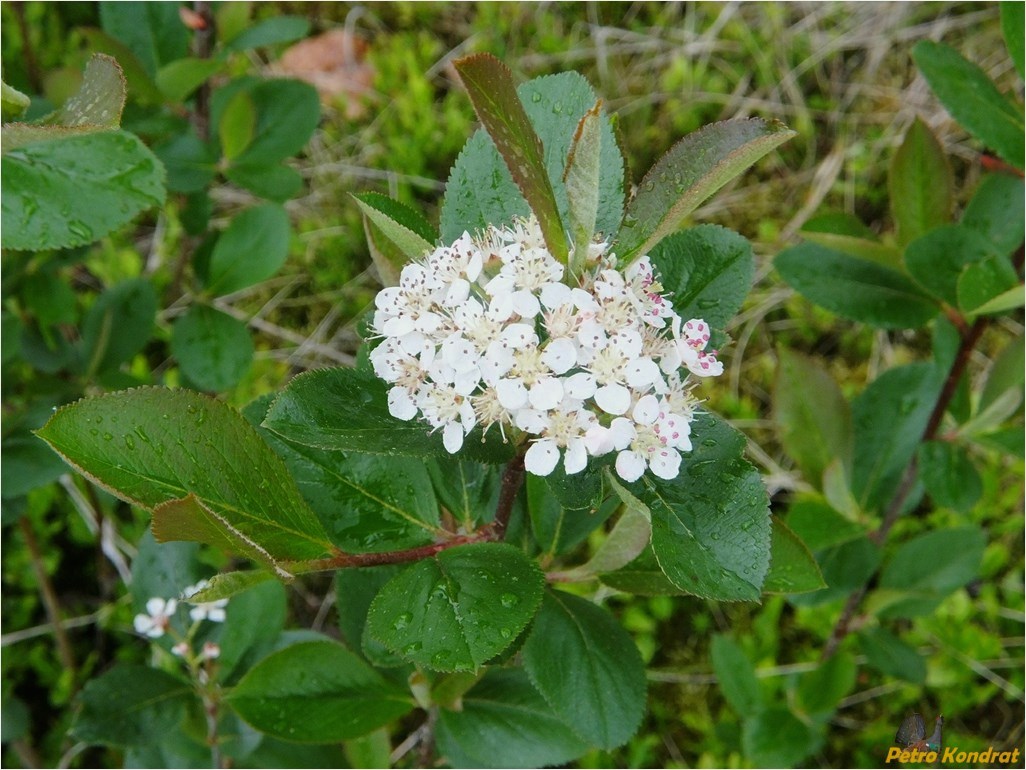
[[370, 217, 723, 482], [132, 580, 229, 640]]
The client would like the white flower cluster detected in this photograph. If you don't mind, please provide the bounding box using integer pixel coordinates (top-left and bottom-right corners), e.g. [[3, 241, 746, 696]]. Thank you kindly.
[[132, 581, 229, 640], [370, 217, 723, 482]]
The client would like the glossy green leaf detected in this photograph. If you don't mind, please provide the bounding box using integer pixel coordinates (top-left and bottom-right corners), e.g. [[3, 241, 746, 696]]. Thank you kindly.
[[436, 669, 589, 769], [72, 666, 193, 746], [219, 91, 256, 161], [352, 194, 434, 263], [99, 1, 188, 79], [171, 305, 253, 392], [800, 212, 901, 266], [335, 565, 408, 668], [776, 243, 938, 329], [961, 173, 1026, 255], [648, 225, 754, 336], [1002, 2, 1025, 78], [774, 348, 852, 486], [851, 363, 942, 512], [710, 635, 762, 714], [904, 224, 999, 306], [523, 591, 646, 750], [958, 256, 1021, 315], [858, 627, 926, 683], [225, 16, 311, 52], [913, 40, 1024, 170], [185, 570, 275, 603], [742, 707, 822, 768], [366, 543, 544, 672], [80, 278, 157, 376], [528, 472, 615, 556], [246, 395, 444, 553], [205, 203, 291, 295], [262, 366, 514, 464], [614, 118, 795, 260], [454, 54, 568, 261], [564, 100, 603, 261], [228, 640, 414, 742], [618, 413, 771, 601], [36, 388, 333, 570], [763, 518, 826, 594], [553, 502, 651, 581], [888, 117, 952, 246], [2, 131, 166, 251], [797, 652, 856, 717], [155, 58, 224, 103]]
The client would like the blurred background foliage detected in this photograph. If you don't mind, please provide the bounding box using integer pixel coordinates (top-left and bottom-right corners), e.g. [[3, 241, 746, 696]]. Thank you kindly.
[[1, 2, 1022, 768]]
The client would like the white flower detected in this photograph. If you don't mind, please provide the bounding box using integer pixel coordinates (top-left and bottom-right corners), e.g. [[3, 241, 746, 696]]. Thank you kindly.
[[366, 214, 727, 482], [201, 641, 221, 660], [171, 642, 190, 657], [183, 580, 229, 623], [133, 597, 177, 638]]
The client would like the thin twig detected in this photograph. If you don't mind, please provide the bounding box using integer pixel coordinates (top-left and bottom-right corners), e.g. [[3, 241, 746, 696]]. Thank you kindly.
[[19, 518, 77, 677], [485, 452, 527, 541]]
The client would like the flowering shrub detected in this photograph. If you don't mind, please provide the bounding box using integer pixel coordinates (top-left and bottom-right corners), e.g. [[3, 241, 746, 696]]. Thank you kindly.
[[34, 53, 817, 767]]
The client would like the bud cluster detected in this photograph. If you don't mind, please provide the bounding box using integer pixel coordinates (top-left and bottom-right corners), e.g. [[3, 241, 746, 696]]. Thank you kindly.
[[370, 217, 723, 482]]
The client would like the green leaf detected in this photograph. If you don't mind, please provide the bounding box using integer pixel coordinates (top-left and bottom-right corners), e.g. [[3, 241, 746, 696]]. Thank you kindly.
[[800, 212, 901, 266], [154, 131, 217, 194], [888, 118, 953, 246], [219, 91, 257, 161], [436, 669, 589, 769], [129, 529, 204, 611], [763, 518, 826, 594], [72, 665, 193, 747], [99, 1, 188, 79], [877, 526, 985, 618], [427, 456, 501, 530], [913, 40, 1025, 170], [2, 80, 30, 121], [564, 100, 603, 262], [2, 131, 166, 251], [905, 224, 999, 306], [599, 545, 685, 596], [965, 285, 1025, 316], [742, 707, 822, 768], [648, 225, 754, 335], [961, 173, 1025, 256], [155, 58, 224, 103], [1, 434, 75, 498], [710, 635, 762, 714], [453, 54, 569, 262], [262, 366, 514, 464], [335, 565, 409, 668], [1, 696, 30, 743], [439, 72, 624, 246], [1002, 2, 1025, 79], [614, 118, 795, 260], [225, 16, 311, 52], [213, 78, 320, 167], [774, 348, 852, 487], [789, 536, 881, 608], [523, 591, 646, 750], [246, 396, 445, 553], [352, 194, 434, 263], [776, 243, 938, 329], [214, 579, 288, 683], [552, 502, 651, 581], [344, 729, 391, 770], [205, 203, 291, 295], [858, 627, 926, 683], [224, 162, 304, 202], [185, 570, 275, 604], [528, 472, 614, 557], [957, 256, 1021, 316], [36, 388, 333, 570], [619, 413, 771, 601], [980, 334, 1025, 414], [851, 363, 942, 512], [439, 129, 529, 244], [366, 543, 544, 672], [80, 278, 157, 376], [797, 652, 856, 717], [171, 305, 253, 392], [228, 640, 414, 742], [784, 498, 864, 552], [78, 28, 164, 105]]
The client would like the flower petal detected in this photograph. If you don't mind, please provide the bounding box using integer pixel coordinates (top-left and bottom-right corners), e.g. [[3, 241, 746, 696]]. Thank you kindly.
[[496, 379, 529, 410], [595, 383, 631, 415], [525, 439, 560, 476], [443, 422, 465, 453], [632, 394, 660, 425], [541, 337, 577, 375], [564, 439, 587, 474], [615, 450, 646, 482], [387, 388, 418, 420], [528, 377, 564, 411], [564, 372, 597, 399]]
